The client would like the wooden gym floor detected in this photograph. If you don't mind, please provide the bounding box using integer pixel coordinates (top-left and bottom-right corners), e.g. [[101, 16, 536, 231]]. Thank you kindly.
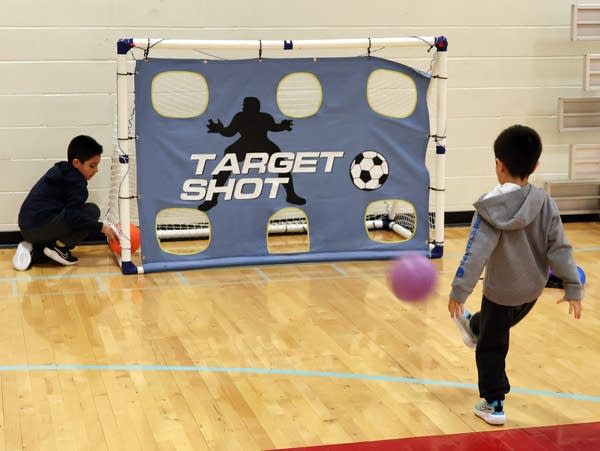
[[0, 222, 598, 450]]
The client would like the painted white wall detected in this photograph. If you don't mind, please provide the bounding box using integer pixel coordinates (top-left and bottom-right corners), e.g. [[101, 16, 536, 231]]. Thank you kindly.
[[2, 0, 600, 232]]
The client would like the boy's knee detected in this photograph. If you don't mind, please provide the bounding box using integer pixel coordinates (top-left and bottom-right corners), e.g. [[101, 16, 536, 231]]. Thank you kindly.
[[83, 203, 101, 221]]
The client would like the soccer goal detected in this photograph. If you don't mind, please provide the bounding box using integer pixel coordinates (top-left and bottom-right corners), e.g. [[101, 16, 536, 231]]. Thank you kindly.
[[111, 36, 447, 274]]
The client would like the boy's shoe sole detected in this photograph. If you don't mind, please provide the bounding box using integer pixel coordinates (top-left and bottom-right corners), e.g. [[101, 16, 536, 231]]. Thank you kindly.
[[13, 241, 33, 271], [474, 401, 506, 425], [43, 246, 78, 266], [453, 309, 477, 348]]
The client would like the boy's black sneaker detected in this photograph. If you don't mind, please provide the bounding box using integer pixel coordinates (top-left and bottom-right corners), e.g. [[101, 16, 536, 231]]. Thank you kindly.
[[43, 245, 78, 266]]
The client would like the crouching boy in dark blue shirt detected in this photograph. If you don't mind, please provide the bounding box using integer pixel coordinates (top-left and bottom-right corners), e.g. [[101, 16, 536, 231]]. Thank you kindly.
[[13, 135, 118, 270]]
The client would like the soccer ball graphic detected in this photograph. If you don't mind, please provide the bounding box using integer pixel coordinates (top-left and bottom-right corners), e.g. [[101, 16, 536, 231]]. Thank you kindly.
[[349, 150, 389, 191]]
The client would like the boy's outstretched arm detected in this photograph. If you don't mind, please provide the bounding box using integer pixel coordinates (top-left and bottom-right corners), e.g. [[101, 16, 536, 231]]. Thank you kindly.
[[556, 298, 582, 319]]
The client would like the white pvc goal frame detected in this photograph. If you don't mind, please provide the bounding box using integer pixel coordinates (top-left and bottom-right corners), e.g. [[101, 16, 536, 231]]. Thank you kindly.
[[114, 36, 447, 274]]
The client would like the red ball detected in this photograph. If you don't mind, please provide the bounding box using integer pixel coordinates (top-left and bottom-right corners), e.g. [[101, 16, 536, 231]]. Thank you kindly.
[[108, 224, 141, 255], [388, 253, 437, 303]]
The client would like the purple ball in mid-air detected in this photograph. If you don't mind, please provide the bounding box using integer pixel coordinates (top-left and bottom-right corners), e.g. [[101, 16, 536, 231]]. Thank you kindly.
[[388, 253, 438, 303]]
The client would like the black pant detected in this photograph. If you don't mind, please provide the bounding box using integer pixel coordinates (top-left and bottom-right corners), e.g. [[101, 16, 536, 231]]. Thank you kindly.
[[470, 295, 537, 401], [20, 203, 100, 249]]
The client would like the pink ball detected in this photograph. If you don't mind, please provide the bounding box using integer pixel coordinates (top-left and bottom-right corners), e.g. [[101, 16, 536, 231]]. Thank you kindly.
[[388, 253, 438, 303]]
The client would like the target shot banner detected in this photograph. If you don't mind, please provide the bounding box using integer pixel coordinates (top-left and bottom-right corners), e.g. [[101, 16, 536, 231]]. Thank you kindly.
[[134, 56, 432, 272]]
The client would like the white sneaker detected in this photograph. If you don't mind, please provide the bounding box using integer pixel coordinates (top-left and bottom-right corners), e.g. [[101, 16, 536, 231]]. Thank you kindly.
[[13, 241, 33, 271], [474, 400, 506, 425], [453, 309, 477, 348]]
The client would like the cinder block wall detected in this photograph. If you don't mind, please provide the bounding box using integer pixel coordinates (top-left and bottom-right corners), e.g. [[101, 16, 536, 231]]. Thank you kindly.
[[2, 0, 599, 232]]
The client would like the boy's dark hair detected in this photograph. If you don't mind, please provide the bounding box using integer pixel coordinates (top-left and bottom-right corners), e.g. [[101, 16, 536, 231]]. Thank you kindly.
[[493, 125, 542, 179], [67, 135, 103, 163]]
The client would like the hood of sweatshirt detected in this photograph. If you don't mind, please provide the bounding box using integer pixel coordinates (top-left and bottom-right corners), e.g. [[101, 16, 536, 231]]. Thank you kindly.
[[45, 161, 84, 185], [473, 184, 546, 231]]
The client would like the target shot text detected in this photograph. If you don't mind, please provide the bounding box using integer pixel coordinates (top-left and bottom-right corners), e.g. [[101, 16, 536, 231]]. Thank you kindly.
[[180, 151, 344, 201]]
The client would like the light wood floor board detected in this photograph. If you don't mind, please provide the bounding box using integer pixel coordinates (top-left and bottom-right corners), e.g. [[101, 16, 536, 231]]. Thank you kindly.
[[0, 221, 598, 450]]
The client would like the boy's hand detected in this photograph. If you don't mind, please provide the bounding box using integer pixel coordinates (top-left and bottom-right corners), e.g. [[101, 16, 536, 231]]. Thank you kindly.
[[557, 298, 582, 319], [101, 223, 119, 243], [448, 298, 464, 318]]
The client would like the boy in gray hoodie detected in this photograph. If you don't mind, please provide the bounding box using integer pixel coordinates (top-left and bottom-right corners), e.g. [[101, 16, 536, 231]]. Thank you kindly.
[[448, 124, 583, 426]]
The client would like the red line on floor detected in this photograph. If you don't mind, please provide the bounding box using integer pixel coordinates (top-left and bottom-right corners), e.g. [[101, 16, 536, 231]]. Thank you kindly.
[[273, 421, 600, 451]]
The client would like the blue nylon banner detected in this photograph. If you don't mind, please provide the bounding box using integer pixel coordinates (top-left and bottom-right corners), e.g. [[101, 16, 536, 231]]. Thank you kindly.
[[134, 56, 431, 272]]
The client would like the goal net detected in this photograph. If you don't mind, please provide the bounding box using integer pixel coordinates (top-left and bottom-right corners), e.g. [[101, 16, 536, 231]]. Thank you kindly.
[[111, 37, 447, 274]]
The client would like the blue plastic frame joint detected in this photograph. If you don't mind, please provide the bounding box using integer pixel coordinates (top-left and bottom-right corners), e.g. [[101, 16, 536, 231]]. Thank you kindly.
[[434, 36, 448, 52], [121, 261, 139, 274], [117, 38, 135, 55], [430, 244, 444, 258]]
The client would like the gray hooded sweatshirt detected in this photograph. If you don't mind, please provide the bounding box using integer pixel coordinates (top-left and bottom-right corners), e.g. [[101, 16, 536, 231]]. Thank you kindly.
[[450, 183, 583, 306]]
